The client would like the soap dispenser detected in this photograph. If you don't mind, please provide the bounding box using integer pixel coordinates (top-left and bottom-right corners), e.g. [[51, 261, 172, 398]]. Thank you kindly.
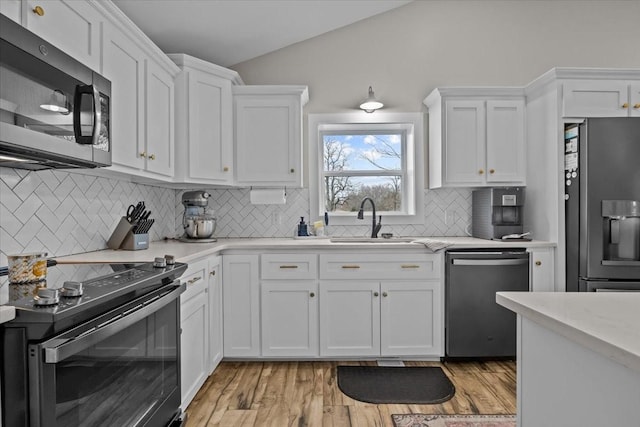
[[297, 217, 309, 236]]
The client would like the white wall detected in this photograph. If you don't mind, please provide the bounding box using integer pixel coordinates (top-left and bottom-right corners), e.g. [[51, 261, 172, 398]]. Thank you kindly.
[[232, 0, 640, 113]]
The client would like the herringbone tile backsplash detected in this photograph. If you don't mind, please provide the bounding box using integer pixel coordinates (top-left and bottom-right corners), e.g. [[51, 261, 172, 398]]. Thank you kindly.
[[1, 166, 471, 302]]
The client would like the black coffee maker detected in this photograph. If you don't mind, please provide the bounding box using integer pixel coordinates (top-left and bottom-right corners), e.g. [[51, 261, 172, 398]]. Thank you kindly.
[[472, 187, 526, 240]]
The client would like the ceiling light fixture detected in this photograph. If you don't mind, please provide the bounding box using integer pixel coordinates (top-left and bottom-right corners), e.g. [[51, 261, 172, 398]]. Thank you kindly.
[[40, 89, 70, 115], [359, 86, 384, 113]]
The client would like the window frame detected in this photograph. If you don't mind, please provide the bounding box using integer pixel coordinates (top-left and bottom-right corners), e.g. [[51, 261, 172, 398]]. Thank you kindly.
[[308, 112, 425, 226]]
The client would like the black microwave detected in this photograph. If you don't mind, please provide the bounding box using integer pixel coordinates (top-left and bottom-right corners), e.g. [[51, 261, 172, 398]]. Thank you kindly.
[[0, 14, 111, 170]]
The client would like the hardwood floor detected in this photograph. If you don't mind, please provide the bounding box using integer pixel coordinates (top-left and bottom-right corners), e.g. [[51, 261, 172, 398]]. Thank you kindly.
[[184, 360, 516, 427]]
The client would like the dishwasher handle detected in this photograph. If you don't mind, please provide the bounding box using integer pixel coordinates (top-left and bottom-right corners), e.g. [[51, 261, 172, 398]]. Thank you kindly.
[[452, 258, 529, 266]]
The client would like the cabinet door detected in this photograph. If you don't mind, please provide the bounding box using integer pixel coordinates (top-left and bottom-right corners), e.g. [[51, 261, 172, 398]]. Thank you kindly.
[[145, 59, 174, 177], [261, 281, 319, 357], [222, 255, 260, 357], [187, 69, 233, 182], [486, 100, 525, 183], [23, 0, 101, 71], [0, 0, 21, 23], [562, 81, 629, 117], [630, 83, 640, 117], [380, 281, 443, 357], [180, 279, 209, 409], [235, 95, 301, 186], [444, 100, 485, 185], [319, 281, 380, 357], [208, 258, 223, 373], [102, 24, 145, 170], [528, 247, 555, 292]]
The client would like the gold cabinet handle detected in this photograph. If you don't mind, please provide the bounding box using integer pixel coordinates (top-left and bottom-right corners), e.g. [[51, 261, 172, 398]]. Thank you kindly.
[[382, 292, 388, 297], [148, 154, 156, 160], [341, 265, 360, 269], [290, 168, 295, 173], [223, 166, 229, 172], [187, 276, 202, 285], [139, 151, 147, 158], [309, 292, 315, 298], [373, 292, 379, 297], [478, 169, 484, 175], [622, 103, 629, 109], [634, 104, 640, 109], [489, 169, 495, 174], [535, 261, 542, 266], [401, 264, 420, 269], [33, 5, 45, 16], [210, 270, 216, 276], [279, 265, 299, 269]]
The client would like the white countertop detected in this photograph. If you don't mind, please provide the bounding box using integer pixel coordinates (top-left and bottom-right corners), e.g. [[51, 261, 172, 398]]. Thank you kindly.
[[54, 236, 554, 264], [497, 292, 640, 373]]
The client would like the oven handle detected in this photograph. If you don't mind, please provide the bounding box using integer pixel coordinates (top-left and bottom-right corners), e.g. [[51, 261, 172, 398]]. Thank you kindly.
[[40, 285, 182, 364], [452, 258, 528, 266]]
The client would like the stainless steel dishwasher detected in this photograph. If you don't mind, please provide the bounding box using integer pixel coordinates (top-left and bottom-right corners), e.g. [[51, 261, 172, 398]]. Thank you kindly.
[[445, 248, 529, 358]]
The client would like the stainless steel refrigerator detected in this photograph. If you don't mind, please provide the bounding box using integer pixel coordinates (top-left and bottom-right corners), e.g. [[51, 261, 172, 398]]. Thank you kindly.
[[564, 118, 640, 292]]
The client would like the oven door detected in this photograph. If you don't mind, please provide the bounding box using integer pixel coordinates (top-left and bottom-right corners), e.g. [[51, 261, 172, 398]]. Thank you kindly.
[[28, 283, 183, 427]]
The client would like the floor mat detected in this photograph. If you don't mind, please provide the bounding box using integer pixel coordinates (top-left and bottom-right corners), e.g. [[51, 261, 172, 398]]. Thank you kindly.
[[337, 366, 455, 404], [392, 414, 516, 426]]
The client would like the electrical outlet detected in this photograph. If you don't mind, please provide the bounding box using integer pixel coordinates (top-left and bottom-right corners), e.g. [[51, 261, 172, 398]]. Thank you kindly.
[[271, 211, 282, 225], [445, 210, 458, 226]]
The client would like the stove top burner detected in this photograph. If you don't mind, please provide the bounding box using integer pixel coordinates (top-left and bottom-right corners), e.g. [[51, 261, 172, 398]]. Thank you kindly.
[[3, 258, 187, 334]]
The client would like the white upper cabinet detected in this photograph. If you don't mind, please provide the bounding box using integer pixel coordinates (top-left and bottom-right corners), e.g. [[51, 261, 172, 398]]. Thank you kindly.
[[22, 0, 102, 71], [102, 22, 145, 171], [98, 4, 179, 181], [170, 54, 242, 185], [233, 86, 309, 188], [562, 80, 640, 117], [144, 59, 175, 177], [425, 88, 526, 188]]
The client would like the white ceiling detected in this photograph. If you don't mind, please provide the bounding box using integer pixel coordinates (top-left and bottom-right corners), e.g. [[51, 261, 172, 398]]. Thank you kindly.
[[112, 0, 413, 67]]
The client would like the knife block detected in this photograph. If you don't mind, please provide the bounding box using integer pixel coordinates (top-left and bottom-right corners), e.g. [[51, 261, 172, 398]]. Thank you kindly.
[[107, 217, 134, 249], [120, 231, 149, 250]]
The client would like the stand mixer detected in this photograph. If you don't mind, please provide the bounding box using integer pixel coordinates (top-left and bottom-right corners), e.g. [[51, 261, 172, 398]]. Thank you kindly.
[[179, 191, 217, 243]]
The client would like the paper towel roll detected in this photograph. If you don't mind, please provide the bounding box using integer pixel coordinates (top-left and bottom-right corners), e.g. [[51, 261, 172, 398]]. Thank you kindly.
[[250, 188, 286, 205]]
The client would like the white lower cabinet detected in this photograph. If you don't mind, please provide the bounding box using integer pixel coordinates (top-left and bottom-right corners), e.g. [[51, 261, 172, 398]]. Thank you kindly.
[[208, 257, 223, 373], [528, 247, 555, 292], [380, 281, 442, 356], [261, 281, 319, 357], [222, 254, 260, 357], [319, 281, 381, 357], [179, 258, 209, 409], [319, 280, 443, 357]]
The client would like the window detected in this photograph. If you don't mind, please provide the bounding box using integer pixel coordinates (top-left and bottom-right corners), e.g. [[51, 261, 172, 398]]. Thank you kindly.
[[309, 113, 424, 225]]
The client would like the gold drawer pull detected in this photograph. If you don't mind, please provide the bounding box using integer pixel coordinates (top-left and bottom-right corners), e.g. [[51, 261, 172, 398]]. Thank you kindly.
[[279, 265, 299, 269], [401, 264, 420, 269], [341, 265, 361, 269], [478, 169, 484, 175], [535, 261, 542, 266], [622, 103, 629, 109], [223, 166, 229, 172], [489, 169, 495, 174], [187, 276, 202, 285], [634, 104, 640, 109], [373, 292, 379, 297], [148, 154, 156, 160], [210, 270, 216, 276], [139, 151, 147, 158], [382, 292, 388, 297], [33, 6, 45, 16]]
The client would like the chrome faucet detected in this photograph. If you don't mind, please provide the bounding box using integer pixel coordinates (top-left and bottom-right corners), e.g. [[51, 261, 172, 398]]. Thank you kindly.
[[357, 197, 382, 238]]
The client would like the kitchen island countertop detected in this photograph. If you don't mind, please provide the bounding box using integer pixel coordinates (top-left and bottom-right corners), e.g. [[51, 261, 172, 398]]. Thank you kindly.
[[54, 236, 555, 264], [497, 291, 640, 372]]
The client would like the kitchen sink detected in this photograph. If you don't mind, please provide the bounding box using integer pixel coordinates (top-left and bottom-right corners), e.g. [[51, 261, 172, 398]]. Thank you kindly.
[[329, 237, 415, 243]]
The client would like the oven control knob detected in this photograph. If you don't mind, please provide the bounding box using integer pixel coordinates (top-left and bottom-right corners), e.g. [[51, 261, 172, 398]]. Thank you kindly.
[[34, 288, 60, 306], [164, 254, 175, 265], [62, 281, 84, 297], [153, 257, 167, 268]]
